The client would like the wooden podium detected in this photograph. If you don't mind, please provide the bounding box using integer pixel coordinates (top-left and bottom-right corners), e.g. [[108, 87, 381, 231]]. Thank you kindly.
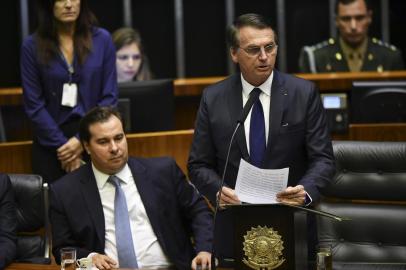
[[227, 204, 312, 270]]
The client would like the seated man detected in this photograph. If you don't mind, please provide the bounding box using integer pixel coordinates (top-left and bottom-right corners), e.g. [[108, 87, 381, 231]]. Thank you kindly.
[[50, 106, 212, 270], [0, 173, 17, 269], [299, 0, 404, 73]]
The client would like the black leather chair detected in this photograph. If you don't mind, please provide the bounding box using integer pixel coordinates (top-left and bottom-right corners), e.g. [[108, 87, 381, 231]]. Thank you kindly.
[[316, 141, 406, 268], [9, 174, 51, 264]]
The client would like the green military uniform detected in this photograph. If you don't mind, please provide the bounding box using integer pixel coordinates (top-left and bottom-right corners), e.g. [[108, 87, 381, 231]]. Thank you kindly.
[[299, 37, 405, 73]]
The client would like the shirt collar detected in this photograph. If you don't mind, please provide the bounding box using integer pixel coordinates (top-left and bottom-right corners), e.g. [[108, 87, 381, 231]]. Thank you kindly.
[[339, 36, 368, 60], [241, 72, 273, 100], [92, 163, 132, 189]]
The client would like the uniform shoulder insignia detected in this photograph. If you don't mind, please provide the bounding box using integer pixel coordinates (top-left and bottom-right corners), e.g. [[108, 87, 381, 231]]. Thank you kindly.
[[310, 38, 335, 51], [371, 37, 398, 51]]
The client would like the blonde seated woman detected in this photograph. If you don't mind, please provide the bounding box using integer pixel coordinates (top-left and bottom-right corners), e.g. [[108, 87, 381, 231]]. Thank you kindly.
[[112, 27, 153, 82]]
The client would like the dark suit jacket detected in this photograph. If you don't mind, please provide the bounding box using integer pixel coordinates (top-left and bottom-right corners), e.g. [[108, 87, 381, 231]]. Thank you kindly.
[[188, 70, 335, 258], [0, 174, 17, 269], [50, 157, 212, 270]]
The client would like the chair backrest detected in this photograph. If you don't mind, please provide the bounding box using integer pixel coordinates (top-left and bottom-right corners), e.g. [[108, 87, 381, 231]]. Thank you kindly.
[[316, 141, 406, 264], [9, 174, 51, 264]]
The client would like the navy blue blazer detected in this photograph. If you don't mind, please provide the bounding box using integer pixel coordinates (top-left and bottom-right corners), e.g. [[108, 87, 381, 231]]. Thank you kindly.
[[188, 70, 335, 203], [21, 27, 118, 148], [0, 174, 17, 269], [188, 70, 335, 258], [50, 157, 212, 270]]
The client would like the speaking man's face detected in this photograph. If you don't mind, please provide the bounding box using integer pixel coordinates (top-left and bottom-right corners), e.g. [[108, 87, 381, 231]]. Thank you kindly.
[[231, 26, 278, 87]]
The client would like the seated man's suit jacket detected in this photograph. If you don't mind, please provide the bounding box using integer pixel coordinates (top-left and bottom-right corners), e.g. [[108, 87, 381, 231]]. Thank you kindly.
[[50, 157, 212, 269], [188, 70, 335, 258], [0, 174, 17, 269]]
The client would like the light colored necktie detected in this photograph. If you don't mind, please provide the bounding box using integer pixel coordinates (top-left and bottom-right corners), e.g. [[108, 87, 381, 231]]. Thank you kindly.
[[109, 175, 138, 268]]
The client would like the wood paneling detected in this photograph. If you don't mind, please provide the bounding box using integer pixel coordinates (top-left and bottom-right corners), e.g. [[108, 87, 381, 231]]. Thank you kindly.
[[0, 141, 32, 173], [126, 130, 194, 174], [349, 123, 406, 141], [3, 71, 406, 104], [1, 124, 405, 178], [0, 130, 194, 175], [2, 71, 406, 138]]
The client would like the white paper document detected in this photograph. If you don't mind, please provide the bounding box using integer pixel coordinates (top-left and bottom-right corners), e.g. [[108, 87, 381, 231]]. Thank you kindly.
[[234, 159, 289, 204]]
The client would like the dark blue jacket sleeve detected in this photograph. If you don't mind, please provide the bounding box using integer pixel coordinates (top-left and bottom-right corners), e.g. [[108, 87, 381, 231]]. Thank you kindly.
[[20, 37, 68, 148]]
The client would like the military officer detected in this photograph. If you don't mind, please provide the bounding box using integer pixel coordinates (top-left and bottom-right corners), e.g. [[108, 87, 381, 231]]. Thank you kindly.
[[299, 0, 404, 73]]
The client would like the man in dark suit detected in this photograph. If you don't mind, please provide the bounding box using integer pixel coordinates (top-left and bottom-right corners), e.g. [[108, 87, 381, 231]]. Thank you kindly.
[[0, 174, 17, 269], [299, 0, 404, 73], [50, 106, 212, 270], [188, 13, 335, 264]]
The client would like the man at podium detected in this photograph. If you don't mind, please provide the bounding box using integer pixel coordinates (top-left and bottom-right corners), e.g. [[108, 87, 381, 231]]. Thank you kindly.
[[188, 13, 335, 266]]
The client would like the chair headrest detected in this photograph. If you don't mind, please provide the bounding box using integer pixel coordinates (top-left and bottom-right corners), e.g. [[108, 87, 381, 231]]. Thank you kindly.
[[9, 174, 44, 231], [322, 141, 406, 201]]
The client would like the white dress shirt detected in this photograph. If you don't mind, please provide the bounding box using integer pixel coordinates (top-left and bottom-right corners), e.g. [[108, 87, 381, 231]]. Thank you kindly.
[[92, 163, 172, 269], [240, 74, 313, 204], [241, 72, 274, 152]]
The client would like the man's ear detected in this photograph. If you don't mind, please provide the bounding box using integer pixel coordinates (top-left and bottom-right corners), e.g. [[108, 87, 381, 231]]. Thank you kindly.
[[366, 10, 373, 25], [83, 142, 91, 155], [230, 47, 238, 63]]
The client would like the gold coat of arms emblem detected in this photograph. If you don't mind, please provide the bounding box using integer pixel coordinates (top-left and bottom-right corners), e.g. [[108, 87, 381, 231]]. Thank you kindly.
[[242, 226, 285, 269]]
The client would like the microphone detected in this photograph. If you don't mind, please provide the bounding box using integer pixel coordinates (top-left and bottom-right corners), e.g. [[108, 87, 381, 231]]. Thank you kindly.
[[211, 89, 261, 269]]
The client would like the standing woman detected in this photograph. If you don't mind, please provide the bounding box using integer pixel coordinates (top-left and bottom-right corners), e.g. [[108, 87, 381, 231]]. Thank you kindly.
[[112, 27, 153, 82], [21, 0, 118, 183]]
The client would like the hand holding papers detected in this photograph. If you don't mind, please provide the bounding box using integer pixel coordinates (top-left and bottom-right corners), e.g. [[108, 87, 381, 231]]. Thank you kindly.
[[235, 159, 289, 204]]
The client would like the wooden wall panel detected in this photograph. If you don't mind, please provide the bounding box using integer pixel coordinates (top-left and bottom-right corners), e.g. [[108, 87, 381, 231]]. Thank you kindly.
[[0, 130, 194, 175]]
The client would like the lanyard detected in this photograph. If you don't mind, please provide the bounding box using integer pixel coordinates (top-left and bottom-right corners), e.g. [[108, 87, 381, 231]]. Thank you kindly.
[[58, 49, 75, 84]]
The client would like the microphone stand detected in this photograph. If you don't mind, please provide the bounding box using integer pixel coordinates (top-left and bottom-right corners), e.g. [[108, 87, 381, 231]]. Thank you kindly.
[[210, 89, 261, 269], [210, 122, 241, 270]]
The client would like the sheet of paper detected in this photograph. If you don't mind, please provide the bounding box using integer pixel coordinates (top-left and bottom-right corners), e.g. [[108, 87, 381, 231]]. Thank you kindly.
[[234, 159, 289, 204]]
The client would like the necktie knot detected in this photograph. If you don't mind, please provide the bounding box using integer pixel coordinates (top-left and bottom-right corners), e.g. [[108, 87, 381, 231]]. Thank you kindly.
[[251, 88, 262, 97], [108, 175, 121, 188]]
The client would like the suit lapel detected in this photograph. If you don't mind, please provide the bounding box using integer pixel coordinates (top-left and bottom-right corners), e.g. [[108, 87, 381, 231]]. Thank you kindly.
[[227, 74, 250, 160], [79, 165, 105, 245], [127, 159, 166, 248], [263, 70, 287, 164]]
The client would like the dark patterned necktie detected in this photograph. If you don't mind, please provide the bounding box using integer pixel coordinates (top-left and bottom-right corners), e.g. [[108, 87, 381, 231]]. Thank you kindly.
[[249, 88, 266, 167]]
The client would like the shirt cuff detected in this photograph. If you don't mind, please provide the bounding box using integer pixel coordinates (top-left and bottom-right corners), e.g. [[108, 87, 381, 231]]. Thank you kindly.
[[304, 191, 313, 206]]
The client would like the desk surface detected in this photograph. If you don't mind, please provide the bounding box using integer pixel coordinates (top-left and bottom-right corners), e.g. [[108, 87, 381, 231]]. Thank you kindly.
[[5, 263, 232, 270], [5, 264, 173, 270], [2, 71, 406, 105], [6, 262, 406, 270]]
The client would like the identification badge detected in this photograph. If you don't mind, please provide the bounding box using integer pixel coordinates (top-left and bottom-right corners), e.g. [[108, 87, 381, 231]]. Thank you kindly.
[[61, 83, 78, 107]]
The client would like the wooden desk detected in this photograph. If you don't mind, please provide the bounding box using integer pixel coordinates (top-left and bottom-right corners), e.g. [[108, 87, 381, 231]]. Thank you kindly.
[[173, 71, 406, 95], [3, 71, 406, 129], [1, 124, 405, 178], [5, 263, 58, 270], [5, 263, 189, 270], [1, 72, 405, 140], [0, 130, 194, 175], [173, 71, 406, 129], [5, 263, 232, 270]]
